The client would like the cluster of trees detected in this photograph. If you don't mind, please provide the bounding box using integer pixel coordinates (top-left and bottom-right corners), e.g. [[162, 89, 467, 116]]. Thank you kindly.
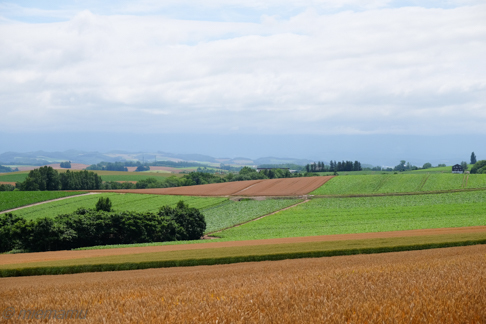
[[16, 167, 102, 191], [471, 160, 486, 174], [393, 161, 418, 172], [60, 161, 71, 168], [0, 184, 15, 191], [0, 200, 206, 253], [0, 165, 18, 173], [135, 165, 150, 172], [305, 161, 362, 173], [86, 162, 128, 171]]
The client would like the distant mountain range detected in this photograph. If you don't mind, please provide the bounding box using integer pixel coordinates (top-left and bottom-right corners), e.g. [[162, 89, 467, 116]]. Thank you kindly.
[[0, 150, 314, 167]]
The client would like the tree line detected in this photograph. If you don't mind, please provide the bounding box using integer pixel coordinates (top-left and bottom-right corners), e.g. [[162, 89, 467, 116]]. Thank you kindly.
[[16, 167, 102, 191], [0, 199, 206, 253], [305, 161, 362, 173]]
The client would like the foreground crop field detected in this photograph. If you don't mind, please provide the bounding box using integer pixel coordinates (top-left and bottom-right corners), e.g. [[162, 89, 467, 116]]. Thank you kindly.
[[1, 245, 484, 323], [216, 191, 486, 240], [311, 173, 486, 195], [10, 193, 227, 221], [0, 191, 86, 212], [97, 176, 333, 196]]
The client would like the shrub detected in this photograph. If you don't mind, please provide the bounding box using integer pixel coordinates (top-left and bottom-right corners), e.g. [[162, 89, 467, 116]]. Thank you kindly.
[[96, 197, 112, 212], [470, 160, 486, 174]]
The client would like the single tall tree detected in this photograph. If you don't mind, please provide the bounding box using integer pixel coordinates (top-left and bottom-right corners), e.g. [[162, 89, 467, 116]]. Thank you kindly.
[[471, 152, 477, 164]]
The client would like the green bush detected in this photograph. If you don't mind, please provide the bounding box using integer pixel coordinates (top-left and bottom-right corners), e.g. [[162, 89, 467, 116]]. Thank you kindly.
[[470, 160, 486, 174], [95, 197, 112, 212]]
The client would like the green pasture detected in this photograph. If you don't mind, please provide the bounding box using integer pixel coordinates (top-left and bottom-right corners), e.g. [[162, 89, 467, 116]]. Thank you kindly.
[[311, 173, 486, 196], [10, 193, 226, 221], [0, 191, 87, 212], [215, 191, 486, 241], [204, 198, 301, 233], [0, 171, 29, 183], [7, 192, 300, 234]]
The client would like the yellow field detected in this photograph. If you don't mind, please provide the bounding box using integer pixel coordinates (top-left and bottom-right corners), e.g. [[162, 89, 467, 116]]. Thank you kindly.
[[1, 245, 484, 323]]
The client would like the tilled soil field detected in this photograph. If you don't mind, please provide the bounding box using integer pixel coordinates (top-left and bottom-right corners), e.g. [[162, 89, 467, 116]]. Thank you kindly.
[[1, 245, 484, 323], [1, 226, 484, 266], [90, 176, 333, 197], [234, 176, 334, 196]]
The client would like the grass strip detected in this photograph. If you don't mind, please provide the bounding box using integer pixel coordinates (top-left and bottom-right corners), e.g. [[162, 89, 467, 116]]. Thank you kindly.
[[1, 232, 485, 277]]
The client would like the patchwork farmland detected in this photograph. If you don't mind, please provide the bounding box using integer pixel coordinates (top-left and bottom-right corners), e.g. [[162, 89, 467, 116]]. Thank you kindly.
[[1, 173, 485, 322]]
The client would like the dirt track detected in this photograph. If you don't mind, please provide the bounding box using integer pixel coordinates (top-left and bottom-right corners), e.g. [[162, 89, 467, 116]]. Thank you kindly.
[[89, 176, 334, 197], [1, 226, 485, 266]]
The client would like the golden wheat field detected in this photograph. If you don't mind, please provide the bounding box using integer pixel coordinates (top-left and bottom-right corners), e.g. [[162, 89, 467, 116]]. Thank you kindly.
[[1, 245, 485, 323]]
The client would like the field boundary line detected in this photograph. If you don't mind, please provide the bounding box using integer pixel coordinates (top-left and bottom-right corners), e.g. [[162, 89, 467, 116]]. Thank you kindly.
[[310, 187, 486, 198], [205, 199, 310, 237], [0, 192, 99, 215]]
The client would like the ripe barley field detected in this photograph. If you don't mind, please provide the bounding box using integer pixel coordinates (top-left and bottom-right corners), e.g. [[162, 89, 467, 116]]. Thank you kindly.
[[1, 245, 485, 323]]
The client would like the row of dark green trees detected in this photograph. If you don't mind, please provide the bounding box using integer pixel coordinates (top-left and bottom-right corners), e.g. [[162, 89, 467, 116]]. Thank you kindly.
[[0, 200, 206, 253], [305, 161, 362, 173], [16, 167, 102, 191]]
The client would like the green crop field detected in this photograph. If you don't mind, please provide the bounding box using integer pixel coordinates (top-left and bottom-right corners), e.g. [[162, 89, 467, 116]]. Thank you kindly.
[[0, 171, 29, 183], [0, 191, 86, 212], [311, 173, 486, 195], [410, 165, 474, 173], [10, 193, 227, 221], [215, 191, 486, 241], [204, 199, 302, 233]]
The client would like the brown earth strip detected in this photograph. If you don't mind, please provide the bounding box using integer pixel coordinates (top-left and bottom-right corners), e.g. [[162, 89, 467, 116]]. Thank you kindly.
[[88, 176, 333, 197], [0, 182, 16, 186], [1, 226, 485, 266], [0, 192, 98, 215], [1, 245, 484, 323], [234, 176, 334, 196]]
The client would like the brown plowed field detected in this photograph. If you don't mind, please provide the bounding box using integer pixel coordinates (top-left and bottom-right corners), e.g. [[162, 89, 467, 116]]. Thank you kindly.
[[234, 176, 334, 196], [0, 182, 16, 186], [89, 176, 333, 197], [2, 226, 485, 266], [1, 245, 485, 323], [90, 180, 264, 196]]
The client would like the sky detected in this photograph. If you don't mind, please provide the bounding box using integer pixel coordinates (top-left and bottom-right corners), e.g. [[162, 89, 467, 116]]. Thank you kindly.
[[1, 1, 485, 163]]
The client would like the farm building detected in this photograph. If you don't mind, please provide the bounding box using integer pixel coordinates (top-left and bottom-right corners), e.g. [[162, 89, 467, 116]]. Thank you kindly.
[[452, 164, 464, 174]]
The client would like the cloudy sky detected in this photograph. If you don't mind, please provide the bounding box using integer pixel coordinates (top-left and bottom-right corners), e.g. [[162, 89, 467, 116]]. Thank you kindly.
[[1, 1, 485, 161]]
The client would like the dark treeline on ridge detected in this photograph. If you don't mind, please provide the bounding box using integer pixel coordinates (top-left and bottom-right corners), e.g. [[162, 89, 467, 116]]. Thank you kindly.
[[305, 161, 362, 173], [16, 167, 102, 191]]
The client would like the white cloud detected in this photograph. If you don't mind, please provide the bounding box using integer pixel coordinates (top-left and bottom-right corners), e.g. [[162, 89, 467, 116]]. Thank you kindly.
[[0, 4, 485, 135]]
